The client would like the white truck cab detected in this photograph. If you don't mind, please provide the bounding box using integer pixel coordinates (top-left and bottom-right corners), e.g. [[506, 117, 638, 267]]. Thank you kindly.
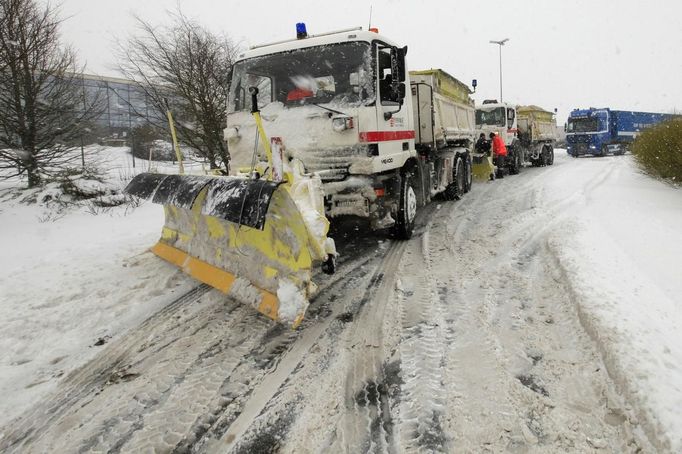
[[225, 24, 474, 238]]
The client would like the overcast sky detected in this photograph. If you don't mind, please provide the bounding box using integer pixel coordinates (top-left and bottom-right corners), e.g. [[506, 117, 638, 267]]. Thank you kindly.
[[57, 0, 681, 124]]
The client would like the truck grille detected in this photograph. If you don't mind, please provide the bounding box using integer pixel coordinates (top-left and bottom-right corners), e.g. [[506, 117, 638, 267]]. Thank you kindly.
[[573, 143, 588, 153], [568, 134, 591, 143], [302, 146, 367, 181]]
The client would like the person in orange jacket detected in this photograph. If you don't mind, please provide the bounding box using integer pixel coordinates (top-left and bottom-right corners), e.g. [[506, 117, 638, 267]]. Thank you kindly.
[[490, 132, 507, 178]]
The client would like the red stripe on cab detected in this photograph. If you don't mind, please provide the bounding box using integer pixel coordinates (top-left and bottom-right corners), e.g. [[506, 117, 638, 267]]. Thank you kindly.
[[359, 130, 416, 142]]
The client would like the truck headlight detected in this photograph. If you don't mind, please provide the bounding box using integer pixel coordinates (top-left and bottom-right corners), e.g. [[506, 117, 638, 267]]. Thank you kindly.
[[332, 116, 354, 132], [589, 145, 596, 149]]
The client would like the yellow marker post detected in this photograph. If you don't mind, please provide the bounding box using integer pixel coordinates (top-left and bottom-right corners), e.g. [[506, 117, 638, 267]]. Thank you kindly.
[[166, 109, 185, 175], [252, 111, 273, 169]]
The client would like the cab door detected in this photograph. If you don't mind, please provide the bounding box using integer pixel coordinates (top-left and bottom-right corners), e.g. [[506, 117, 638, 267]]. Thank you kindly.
[[370, 44, 413, 164]]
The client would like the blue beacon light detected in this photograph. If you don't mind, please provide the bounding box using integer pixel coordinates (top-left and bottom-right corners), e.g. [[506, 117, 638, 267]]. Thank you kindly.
[[296, 23, 308, 39]]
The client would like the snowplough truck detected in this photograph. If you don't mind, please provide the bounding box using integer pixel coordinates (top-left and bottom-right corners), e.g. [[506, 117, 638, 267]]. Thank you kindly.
[[125, 24, 476, 327], [476, 101, 557, 173]]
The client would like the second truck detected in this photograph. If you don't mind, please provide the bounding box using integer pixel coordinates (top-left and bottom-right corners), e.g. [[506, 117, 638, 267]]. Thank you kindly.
[[476, 101, 558, 173]]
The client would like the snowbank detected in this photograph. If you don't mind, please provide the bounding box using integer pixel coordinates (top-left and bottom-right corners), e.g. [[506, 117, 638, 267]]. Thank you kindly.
[[545, 153, 682, 451]]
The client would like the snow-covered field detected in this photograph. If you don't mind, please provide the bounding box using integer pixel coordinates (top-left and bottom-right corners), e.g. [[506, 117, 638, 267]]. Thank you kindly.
[[0, 148, 680, 451], [0, 147, 202, 427]]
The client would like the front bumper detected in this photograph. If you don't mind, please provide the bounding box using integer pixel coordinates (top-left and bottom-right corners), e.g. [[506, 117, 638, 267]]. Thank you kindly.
[[567, 142, 599, 156]]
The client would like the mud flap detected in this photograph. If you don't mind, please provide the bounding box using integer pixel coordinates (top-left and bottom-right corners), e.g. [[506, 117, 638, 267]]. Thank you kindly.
[[125, 173, 325, 327]]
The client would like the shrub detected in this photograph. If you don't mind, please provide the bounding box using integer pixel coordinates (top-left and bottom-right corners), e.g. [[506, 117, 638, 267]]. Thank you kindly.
[[631, 119, 682, 182], [130, 124, 162, 159]]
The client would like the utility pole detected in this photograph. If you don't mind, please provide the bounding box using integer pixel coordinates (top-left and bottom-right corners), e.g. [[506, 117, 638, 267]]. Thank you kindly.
[[489, 38, 509, 102]]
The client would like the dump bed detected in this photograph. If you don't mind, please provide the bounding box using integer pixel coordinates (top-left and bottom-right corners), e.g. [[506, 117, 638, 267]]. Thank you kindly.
[[410, 69, 476, 149], [517, 105, 557, 142]]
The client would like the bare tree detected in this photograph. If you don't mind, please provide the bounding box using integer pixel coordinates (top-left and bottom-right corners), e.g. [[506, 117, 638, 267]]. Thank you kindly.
[[118, 10, 239, 171], [0, 0, 100, 187]]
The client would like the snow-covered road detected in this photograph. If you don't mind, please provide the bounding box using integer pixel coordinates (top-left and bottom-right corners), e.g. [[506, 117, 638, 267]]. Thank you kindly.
[[1, 150, 680, 452]]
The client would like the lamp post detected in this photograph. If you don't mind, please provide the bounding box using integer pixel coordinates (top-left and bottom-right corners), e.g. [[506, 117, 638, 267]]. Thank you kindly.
[[489, 38, 509, 102]]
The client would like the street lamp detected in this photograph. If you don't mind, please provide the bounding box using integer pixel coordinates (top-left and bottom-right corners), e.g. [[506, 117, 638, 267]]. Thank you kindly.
[[489, 38, 509, 102]]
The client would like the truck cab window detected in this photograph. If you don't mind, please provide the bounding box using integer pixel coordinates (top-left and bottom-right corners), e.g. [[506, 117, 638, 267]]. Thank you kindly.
[[507, 109, 515, 128], [378, 47, 395, 104], [228, 42, 374, 113], [230, 74, 272, 112], [475, 107, 506, 127], [567, 117, 600, 133]]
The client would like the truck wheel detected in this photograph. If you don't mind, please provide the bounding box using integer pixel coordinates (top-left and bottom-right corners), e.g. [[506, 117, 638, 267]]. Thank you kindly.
[[393, 169, 417, 240], [443, 157, 464, 201], [547, 146, 555, 165], [464, 154, 473, 193], [540, 146, 549, 166], [456, 157, 466, 196], [509, 150, 521, 175]]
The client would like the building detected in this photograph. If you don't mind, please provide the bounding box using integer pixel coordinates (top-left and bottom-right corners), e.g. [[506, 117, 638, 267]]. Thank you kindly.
[[79, 74, 155, 138]]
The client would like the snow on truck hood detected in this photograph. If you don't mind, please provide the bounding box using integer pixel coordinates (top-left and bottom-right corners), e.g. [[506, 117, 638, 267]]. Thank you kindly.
[[226, 102, 368, 172]]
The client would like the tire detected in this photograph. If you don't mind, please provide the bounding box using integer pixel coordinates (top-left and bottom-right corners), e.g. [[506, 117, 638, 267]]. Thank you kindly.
[[464, 154, 473, 193], [547, 145, 555, 165], [393, 168, 417, 240], [321, 254, 336, 274], [540, 146, 549, 166], [443, 157, 464, 201], [509, 149, 521, 175]]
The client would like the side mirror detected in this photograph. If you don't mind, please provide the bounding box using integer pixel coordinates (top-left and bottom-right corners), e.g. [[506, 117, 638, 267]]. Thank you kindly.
[[249, 86, 259, 113], [396, 46, 407, 82], [390, 45, 408, 86]]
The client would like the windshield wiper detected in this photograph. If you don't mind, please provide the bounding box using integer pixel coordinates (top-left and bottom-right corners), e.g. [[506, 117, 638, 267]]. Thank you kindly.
[[311, 102, 348, 117]]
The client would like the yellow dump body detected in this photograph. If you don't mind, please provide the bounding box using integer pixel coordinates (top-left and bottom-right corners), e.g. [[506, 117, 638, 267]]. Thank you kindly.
[[517, 105, 557, 142], [410, 69, 476, 147], [410, 69, 474, 106]]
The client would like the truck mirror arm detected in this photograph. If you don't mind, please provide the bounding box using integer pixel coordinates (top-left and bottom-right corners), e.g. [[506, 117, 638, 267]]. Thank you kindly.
[[384, 83, 406, 120], [384, 103, 403, 121]]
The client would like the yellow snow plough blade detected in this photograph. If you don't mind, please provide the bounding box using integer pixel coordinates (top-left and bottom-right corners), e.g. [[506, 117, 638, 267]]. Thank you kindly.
[[472, 153, 496, 181], [125, 173, 329, 328]]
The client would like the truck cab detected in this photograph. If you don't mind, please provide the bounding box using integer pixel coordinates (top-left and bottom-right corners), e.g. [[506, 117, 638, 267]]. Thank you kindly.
[[225, 26, 417, 230], [475, 100, 518, 147], [565, 108, 611, 156], [226, 28, 413, 176]]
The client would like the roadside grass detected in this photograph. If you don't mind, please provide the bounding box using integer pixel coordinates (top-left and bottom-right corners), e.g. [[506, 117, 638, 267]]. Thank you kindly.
[[631, 119, 682, 182]]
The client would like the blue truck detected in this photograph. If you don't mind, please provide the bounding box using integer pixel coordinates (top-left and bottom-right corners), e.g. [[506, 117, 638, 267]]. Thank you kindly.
[[566, 108, 676, 157]]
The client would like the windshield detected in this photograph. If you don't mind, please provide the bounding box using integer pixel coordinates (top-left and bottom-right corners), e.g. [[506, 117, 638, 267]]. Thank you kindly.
[[476, 107, 506, 127], [567, 117, 600, 133], [228, 42, 373, 113]]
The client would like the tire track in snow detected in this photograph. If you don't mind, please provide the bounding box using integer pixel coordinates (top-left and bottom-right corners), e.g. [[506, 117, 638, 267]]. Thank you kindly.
[[175, 233, 396, 452], [321, 204, 438, 454], [393, 228, 450, 452], [0, 231, 387, 453], [427, 158, 650, 452]]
